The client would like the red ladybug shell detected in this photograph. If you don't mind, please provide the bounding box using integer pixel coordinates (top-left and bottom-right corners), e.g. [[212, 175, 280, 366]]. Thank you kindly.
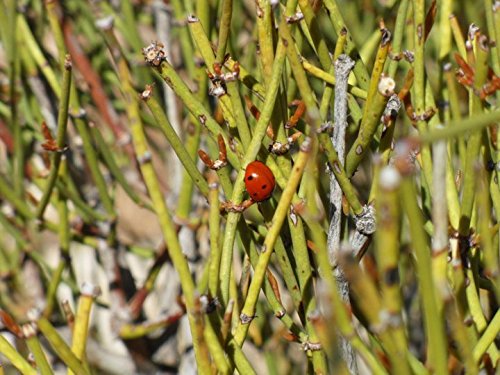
[[244, 161, 276, 202]]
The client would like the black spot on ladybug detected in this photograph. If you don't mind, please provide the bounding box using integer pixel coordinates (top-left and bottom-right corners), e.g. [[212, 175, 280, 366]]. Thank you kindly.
[[247, 175, 254, 180], [262, 184, 267, 189]]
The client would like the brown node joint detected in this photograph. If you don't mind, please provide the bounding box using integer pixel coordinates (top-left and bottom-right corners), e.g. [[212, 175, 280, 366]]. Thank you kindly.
[[299, 136, 312, 152], [355, 145, 363, 155], [392, 137, 420, 176], [142, 41, 166, 67], [468, 24, 480, 41], [64, 54, 73, 70], [286, 12, 304, 24], [187, 14, 199, 23], [268, 131, 302, 155], [220, 199, 254, 213], [268, 141, 290, 155], [332, 161, 342, 174], [200, 295, 220, 314], [416, 24, 423, 40], [140, 84, 154, 100], [198, 134, 228, 170], [70, 108, 87, 119], [302, 341, 322, 352], [208, 61, 239, 87], [208, 82, 226, 98], [137, 151, 152, 165], [240, 313, 256, 324], [274, 310, 286, 319], [388, 50, 414, 63], [380, 27, 392, 46], [317, 121, 333, 134], [415, 107, 436, 122]]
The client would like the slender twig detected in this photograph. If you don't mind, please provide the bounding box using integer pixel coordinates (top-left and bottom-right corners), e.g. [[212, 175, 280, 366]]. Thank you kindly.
[[458, 34, 490, 237], [473, 309, 500, 362], [68, 283, 100, 375], [329, 54, 355, 265], [217, 13, 290, 305], [36, 56, 72, 220], [207, 181, 222, 298], [328, 54, 357, 373], [141, 89, 210, 197], [31, 312, 89, 375], [0, 333, 37, 375], [431, 134, 450, 309], [234, 137, 312, 345], [400, 178, 449, 375], [321, 0, 370, 89]]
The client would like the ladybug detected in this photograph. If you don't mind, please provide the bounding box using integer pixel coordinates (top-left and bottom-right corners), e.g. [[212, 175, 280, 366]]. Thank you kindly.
[[244, 161, 276, 202]]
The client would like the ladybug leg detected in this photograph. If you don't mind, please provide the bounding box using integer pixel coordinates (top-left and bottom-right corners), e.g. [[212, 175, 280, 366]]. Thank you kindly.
[[220, 199, 254, 213], [198, 134, 228, 170]]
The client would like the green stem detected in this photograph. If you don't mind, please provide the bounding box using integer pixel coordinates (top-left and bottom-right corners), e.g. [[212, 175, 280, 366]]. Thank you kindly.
[[345, 75, 393, 176], [215, 0, 232, 62], [208, 182, 222, 298], [374, 166, 410, 374], [142, 92, 210, 197], [388, 0, 410, 77], [400, 178, 449, 375], [234, 138, 311, 345], [321, 0, 370, 89], [124, 79, 210, 375], [8, 7, 22, 196], [90, 124, 149, 209], [154, 59, 240, 169], [218, 15, 290, 305], [473, 309, 500, 363], [18, 15, 60, 97], [188, 16, 250, 150], [458, 35, 489, 237], [0, 334, 37, 375], [69, 285, 98, 375], [302, 59, 367, 99], [412, 0, 433, 191], [36, 315, 89, 375], [36, 56, 72, 220], [23, 325, 53, 375], [279, 18, 363, 214], [420, 109, 500, 143]]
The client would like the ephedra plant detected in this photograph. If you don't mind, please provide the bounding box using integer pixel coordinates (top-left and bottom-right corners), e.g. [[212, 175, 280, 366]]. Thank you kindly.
[[0, 0, 498, 374]]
